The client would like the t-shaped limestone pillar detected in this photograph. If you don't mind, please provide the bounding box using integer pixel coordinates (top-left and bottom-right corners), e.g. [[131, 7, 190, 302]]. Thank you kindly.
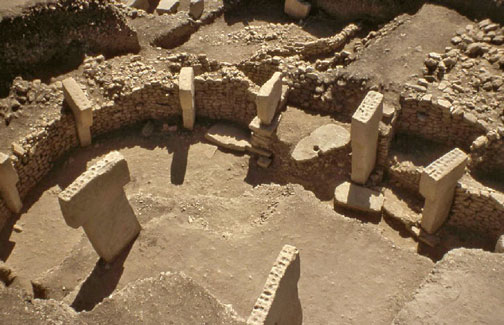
[[256, 72, 283, 125], [351, 91, 383, 184], [247, 245, 302, 325], [419, 148, 468, 234], [179, 67, 196, 130], [0, 153, 22, 214], [58, 151, 140, 263], [62, 77, 93, 147]]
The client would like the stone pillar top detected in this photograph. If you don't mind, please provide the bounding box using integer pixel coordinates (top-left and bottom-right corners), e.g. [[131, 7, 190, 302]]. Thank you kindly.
[[352, 91, 384, 124]]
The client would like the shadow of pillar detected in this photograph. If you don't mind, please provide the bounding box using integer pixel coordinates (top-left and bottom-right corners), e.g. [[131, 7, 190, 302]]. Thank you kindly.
[[170, 141, 189, 186]]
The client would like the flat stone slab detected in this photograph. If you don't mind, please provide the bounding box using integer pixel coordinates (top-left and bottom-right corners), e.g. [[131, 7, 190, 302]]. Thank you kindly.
[[291, 124, 350, 162], [249, 114, 282, 138], [205, 123, 251, 152], [156, 0, 179, 14], [383, 188, 421, 228], [334, 182, 384, 214], [393, 248, 504, 325]]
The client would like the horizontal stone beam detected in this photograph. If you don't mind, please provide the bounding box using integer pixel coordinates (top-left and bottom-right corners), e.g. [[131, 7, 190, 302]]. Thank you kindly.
[[247, 245, 302, 325]]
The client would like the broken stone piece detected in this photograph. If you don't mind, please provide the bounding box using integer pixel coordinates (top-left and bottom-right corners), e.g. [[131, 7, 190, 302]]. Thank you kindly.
[[284, 0, 311, 20], [156, 0, 179, 15], [495, 235, 504, 253], [0, 152, 22, 214], [179, 67, 196, 130], [291, 124, 350, 163], [257, 156, 272, 168], [58, 151, 140, 263], [189, 0, 204, 20], [127, 0, 150, 11], [247, 245, 302, 325], [62, 77, 93, 147], [205, 123, 251, 152], [334, 181, 384, 214], [256, 72, 283, 125], [248, 114, 282, 138]]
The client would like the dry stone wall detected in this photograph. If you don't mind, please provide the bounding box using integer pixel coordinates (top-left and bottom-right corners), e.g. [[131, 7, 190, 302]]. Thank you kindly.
[[469, 128, 504, 176]]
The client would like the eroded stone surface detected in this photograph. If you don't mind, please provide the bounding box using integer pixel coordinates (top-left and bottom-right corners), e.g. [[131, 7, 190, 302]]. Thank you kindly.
[[156, 0, 179, 15], [284, 0, 311, 20], [334, 181, 384, 213], [247, 245, 302, 325], [383, 188, 421, 228], [205, 123, 251, 152], [62, 77, 93, 147], [291, 124, 350, 162], [189, 0, 204, 19], [179, 67, 196, 130], [0, 152, 22, 213], [256, 72, 282, 125]]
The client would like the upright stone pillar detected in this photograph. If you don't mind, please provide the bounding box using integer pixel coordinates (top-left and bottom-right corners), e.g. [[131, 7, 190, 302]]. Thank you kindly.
[[179, 67, 196, 130], [58, 151, 140, 263], [419, 148, 468, 234], [351, 91, 383, 184], [0, 153, 22, 214], [247, 245, 302, 325], [62, 77, 93, 147], [256, 72, 283, 125]]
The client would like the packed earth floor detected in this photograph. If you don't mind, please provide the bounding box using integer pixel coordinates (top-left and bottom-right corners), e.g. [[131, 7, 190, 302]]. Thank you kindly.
[[0, 0, 503, 324]]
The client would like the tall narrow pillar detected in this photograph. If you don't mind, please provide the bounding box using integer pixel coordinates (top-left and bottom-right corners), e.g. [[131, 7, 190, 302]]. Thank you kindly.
[[58, 151, 140, 262], [247, 245, 302, 325], [351, 91, 383, 184], [419, 148, 467, 234], [62, 77, 93, 147], [256, 72, 283, 125], [179, 67, 196, 130], [0, 153, 22, 214]]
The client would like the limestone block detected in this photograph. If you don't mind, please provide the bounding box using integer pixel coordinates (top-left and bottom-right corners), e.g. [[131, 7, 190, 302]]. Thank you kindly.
[[247, 245, 302, 325], [179, 67, 195, 130], [189, 0, 204, 19], [496, 235, 504, 253], [291, 124, 350, 162], [58, 151, 140, 262], [0, 153, 22, 214], [351, 91, 383, 184], [284, 0, 311, 20], [248, 114, 282, 138], [127, 0, 150, 11], [156, 0, 179, 15], [62, 77, 93, 147], [419, 148, 467, 234], [256, 72, 283, 125], [334, 181, 384, 214], [205, 123, 251, 152]]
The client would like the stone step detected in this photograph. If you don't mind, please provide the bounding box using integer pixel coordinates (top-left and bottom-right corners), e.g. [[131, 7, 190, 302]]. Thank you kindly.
[[334, 181, 384, 214]]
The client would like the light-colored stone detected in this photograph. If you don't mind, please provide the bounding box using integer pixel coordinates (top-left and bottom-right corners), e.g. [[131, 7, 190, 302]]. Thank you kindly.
[[62, 77, 93, 147], [58, 151, 140, 263], [284, 0, 311, 20], [127, 0, 150, 11], [383, 188, 421, 228], [334, 181, 384, 214], [248, 114, 282, 138], [247, 245, 302, 325], [351, 91, 383, 184], [420, 148, 467, 234], [291, 124, 350, 162], [179, 67, 195, 130], [205, 123, 251, 152], [495, 235, 504, 253], [0, 153, 22, 214], [189, 0, 204, 19], [156, 0, 179, 14], [256, 72, 283, 125]]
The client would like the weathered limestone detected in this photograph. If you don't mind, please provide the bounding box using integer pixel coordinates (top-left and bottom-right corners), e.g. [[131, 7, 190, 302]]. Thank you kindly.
[[334, 181, 384, 214], [419, 148, 468, 234], [179, 67, 196, 130], [127, 0, 150, 11], [189, 0, 204, 20], [351, 91, 383, 184], [156, 0, 179, 15], [0, 153, 22, 214], [247, 245, 302, 325], [205, 123, 251, 152], [58, 151, 140, 263], [256, 72, 283, 125], [284, 0, 311, 20], [496, 235, 504, 253], [62, 77, 93, 147], [291, 124, 350, 162]]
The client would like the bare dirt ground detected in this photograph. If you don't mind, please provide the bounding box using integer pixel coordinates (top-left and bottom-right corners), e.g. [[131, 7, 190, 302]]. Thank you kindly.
[[3, 125, 433, 324]]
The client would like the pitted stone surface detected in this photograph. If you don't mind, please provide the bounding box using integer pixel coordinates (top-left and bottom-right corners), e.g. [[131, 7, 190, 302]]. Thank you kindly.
[[291, 124, 350, 162], [247, 245, 302, 325], [334, 181, 384, 213]]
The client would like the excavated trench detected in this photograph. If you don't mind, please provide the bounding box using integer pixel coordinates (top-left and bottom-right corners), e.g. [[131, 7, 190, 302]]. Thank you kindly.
[[1, 0, 504, 324]]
